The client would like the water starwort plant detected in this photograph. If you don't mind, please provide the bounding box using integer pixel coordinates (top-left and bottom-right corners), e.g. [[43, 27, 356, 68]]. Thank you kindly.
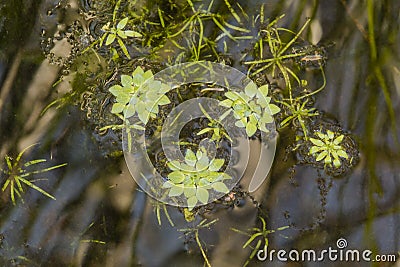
[[232, 216, 289, 267], [1, 144, 67, 205], [108, 66, 171, 124], [79, 0, 143, 60], [163, 147, 231, 210], [277, 98, 319, 139], [179, 218, 218, 267], [219, 84, 280, 137], [109, 66, 153, 118], [245, 15, 311, 102], [309, 130, 349, 168], [197, 103, 232, 143], [100, 17, 142, 59]]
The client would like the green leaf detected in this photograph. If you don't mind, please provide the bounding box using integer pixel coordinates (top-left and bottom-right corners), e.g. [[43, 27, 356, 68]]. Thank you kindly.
[[111, 103, 125, 114], [309, 146, 322, 154], [185, 149, 197, 167], [256, 94, 270, 108], [109, 85, 123, 97], [149, 104, 159, 114], [324, 154, 332, 164], [196, 187, 209, 204], [121, 75, 133, 87], [157, 95, 171, 105], [168, 171, 185, 183], [315, 150, 328, 161], [116, 93, 130, 105], [160, 83, 170, 93], [198, 178, 211, 187], [168, 184, 184, 197], [219, 173, 232, 180], [316, 132, 326, 140], [333, 135, 344, 145], [132, 66, 144, 76], [196, 149, 203, 161], [142, 70, 153, 80], [259, 123, 268, 133], [225, 91, 239, 101], [268, 104, 281, 115], [145, 91, 158, 102], [327, 130, 334, 139], [333, 158, 341, 168], [196, 153, 210, 171], [117, 38, 131, 59], [124, 30, 142, 37], [219, 109, 232, 121], [162, 181, 174, 188], [249, 114, 258, 124], [245, 83, 258, 97], [136, 101, 146, 114], [310, 138, 324, 147], [117, 17, 129, 29], [206, 172, 220, 182], [117, 30, 127, 39], [246, 121, 257, 136], [19, 177, 56, 200], [132, 74, 145, 86], [209, 158, 224, 171], [197, 128, 213, 135], [24, 159, 47, 167], [138, 109, 150, 124], [180, 163, 195, 172], [105, 34, 116, 45], [150, 80, 162, 92], [187, 196, 198, 211], [260, 112, 273, 124], [235, 120, 246, 128], [233, 103, 245, 111], [219, 99, 233, 108], [184, 185, 196, 198], [336, 149, 348, 159], [167, 160, 181, 171], [196, 156, 209, 171], [258, 84, 269, 96], [212, 182, 229, 193], [124, 105, 136, 118]]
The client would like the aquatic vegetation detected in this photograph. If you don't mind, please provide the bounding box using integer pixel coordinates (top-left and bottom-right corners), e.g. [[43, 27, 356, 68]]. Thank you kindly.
[[37, 0, 366, 264], [245, 15, 312, 101], [294, 121, 359, 177], [83, 0, 142, 59], [163, 147, 231, 210], [0, 144, 67, 205], [179, 218, 218, 267], [277, 98, 319, 139], [219, 84, 280, 137], [101, 65, 171, 150], [108, 66, 170, 123], [308, 130, 349, 168], [99, 17, 141, 59], [232, 216, 289, 267], [152, 200, 175, 227], [197, 103, 231, 143]]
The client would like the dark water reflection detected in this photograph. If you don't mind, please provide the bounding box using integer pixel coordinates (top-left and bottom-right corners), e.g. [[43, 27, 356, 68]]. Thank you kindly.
[[0, 0, 399, 266]]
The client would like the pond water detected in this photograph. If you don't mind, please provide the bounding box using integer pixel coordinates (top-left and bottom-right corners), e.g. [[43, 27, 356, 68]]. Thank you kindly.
[[0, 0, 399, 266]]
